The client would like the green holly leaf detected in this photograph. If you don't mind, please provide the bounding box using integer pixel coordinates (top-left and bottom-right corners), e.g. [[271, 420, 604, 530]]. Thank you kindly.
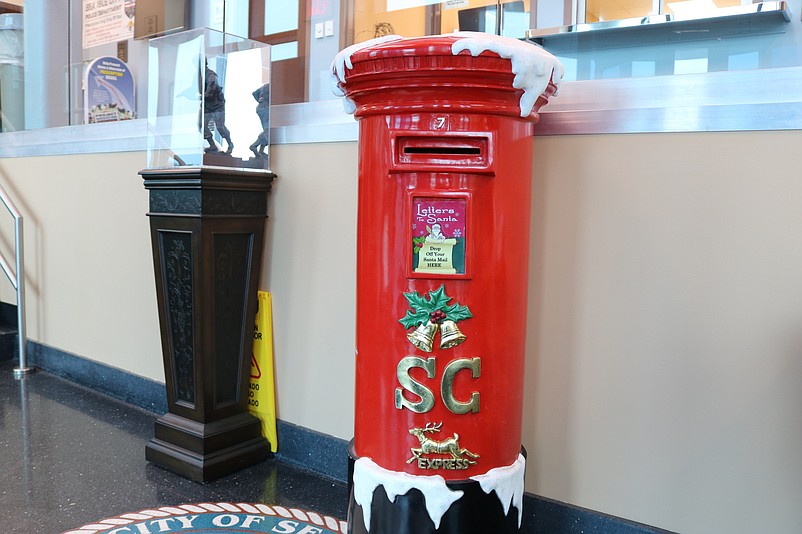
[[399, 308, 431, 329], [412, 236, 426, 256], [400, 286, 470, 328], [403, 290, 429, 312], [428, 285, 452, 311], [444, 303, 473, 322]]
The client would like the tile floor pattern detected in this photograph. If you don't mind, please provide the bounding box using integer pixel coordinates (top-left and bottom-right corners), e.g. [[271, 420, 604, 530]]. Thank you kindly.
[[0, 361, 348, 534]]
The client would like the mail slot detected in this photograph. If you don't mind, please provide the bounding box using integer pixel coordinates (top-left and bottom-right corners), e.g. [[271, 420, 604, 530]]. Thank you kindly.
[[333, 34, 562, 534], [394, 135, 491, 171]]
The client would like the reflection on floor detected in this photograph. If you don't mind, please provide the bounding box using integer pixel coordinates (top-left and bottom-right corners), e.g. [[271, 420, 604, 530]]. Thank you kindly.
[[0, 361, 348, 534]]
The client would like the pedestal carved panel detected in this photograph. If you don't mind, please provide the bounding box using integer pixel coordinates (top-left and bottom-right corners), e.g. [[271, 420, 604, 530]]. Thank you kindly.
[[143, 167, 275, 482]]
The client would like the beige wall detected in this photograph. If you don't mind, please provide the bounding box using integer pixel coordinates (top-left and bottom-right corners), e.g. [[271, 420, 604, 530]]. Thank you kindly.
[[0, 144, 360, 442], [261, 142, 358, 439], [1, 130, 801, 532], [0, 152, 162, 380], [526, 131, 802, 533]]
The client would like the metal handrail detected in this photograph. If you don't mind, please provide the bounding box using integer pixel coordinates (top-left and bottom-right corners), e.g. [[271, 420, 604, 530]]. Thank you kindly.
[[0, 185, 30, 378]]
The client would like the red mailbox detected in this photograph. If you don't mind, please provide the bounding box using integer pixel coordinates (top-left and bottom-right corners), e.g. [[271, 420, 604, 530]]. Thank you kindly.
[[333, 33, 562, 534]]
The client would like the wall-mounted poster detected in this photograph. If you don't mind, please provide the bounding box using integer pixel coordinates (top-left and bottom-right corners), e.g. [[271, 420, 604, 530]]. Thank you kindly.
[[83, 56, 136, 123], [83, 0, 136, 49]]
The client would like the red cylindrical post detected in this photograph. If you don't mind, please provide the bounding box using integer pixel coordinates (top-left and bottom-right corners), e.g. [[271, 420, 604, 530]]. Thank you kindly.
[[333, 33, 562, 534]]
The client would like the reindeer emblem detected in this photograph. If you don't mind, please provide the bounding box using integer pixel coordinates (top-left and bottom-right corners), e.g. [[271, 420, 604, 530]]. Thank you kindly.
[[407, 422, 480, 466]]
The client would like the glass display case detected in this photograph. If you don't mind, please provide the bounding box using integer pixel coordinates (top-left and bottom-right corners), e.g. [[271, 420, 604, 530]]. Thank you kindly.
[[146, 28, 271, 170]]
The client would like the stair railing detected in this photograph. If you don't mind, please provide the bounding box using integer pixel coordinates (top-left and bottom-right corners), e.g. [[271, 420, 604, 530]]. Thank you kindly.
[[0, 185, 30, 378]]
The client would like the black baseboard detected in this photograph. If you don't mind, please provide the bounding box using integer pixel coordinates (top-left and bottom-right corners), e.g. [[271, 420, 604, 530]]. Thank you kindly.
[[275, 419, 350, 482], [522, 494, 675, 533], [28, 341, 167, 414], [24, 341, 675, 533]]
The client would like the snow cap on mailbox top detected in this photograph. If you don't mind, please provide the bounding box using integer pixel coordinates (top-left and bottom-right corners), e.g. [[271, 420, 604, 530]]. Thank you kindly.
[[331, 32, 563, 119]]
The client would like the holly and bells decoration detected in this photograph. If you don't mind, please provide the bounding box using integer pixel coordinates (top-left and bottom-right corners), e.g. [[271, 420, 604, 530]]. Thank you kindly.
[[399, 285, 472, 352]]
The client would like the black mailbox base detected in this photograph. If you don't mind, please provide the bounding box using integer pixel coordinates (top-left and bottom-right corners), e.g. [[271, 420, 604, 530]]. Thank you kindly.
[[348, 483, 521, 534], [347, 442, 525, 534]]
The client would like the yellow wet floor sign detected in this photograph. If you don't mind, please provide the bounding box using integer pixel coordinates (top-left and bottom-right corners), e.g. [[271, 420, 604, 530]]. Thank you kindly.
[[248, 291, 278, 452]]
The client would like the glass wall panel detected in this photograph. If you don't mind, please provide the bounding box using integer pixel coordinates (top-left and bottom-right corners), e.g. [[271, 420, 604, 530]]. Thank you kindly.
[[554, 0, 802, 82], [3, 0, 802, 135], [584, 0, 749, 23], [349, 0, 530, 44], [665, 0, 745, 18], [352, 0, 531, 44], [585, 0, 654, 23], [352, 0, 426, 40], [443, 0, 531, 37]]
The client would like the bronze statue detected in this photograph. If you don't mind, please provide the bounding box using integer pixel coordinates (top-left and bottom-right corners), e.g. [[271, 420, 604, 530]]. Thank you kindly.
[[249, 84, 270, 159], [203, 62, 233, 154]]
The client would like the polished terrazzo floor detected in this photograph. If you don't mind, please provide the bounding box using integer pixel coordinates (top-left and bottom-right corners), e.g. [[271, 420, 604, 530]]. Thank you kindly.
[[0, 360, 348, 534]]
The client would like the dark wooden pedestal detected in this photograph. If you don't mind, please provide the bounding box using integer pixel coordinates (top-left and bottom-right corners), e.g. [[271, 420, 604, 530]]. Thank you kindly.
[[142, 166, 275, 482]]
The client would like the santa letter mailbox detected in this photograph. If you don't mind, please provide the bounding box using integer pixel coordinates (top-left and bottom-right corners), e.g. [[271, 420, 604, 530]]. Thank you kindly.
[[332, 33, 562, 534]]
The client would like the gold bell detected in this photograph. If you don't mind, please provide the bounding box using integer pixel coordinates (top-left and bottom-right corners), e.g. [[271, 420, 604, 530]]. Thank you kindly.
[[439, 320, 467, 349], [407, 321, 438, 352]]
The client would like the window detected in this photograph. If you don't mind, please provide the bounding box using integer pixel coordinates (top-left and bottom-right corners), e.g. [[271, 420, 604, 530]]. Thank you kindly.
[[0, 2, 23, 132], [583, 0, 750, 23], [347, 0, 531, 42], [250, 0, 306, 104], [1, 0, 800, 141]]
